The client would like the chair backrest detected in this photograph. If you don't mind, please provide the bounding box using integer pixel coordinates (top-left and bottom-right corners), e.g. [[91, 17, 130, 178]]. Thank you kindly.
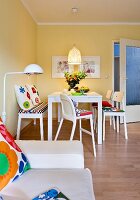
[[112, 91, 124, 109], [60, 93, 76, 121], [106, 90, 113, 100], [113, 91, 124, 102]]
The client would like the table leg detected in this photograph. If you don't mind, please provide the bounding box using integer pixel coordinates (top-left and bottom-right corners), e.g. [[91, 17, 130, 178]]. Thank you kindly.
[[97, 98, 102, 144], [48, 98, 52, 141]]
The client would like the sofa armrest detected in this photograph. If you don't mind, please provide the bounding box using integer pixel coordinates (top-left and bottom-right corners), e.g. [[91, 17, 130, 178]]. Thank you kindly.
[[15, 140, 84, 169]]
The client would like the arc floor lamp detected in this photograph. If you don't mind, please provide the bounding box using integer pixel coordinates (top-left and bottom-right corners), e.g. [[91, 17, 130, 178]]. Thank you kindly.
[[2, 64, 43, 124]]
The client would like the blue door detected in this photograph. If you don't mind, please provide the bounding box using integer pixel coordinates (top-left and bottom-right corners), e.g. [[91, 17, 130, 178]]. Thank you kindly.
[[120, 39, 140, 122]]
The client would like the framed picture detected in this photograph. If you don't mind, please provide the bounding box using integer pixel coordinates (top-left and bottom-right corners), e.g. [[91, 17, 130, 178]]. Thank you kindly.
[[79, 56, 100, 78], [52, 56, 74, 78]]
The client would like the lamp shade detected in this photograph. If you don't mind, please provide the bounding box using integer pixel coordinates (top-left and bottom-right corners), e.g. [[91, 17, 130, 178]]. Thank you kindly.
[[68, 46, 81, 65], [24, 64, 43, 74]]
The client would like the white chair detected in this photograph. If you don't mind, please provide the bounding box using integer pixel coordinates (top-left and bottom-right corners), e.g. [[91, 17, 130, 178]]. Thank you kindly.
[[54, 93, 96, 157], [92, 90, 113, 130], [16, 102, 48, 140], [103, 91, 128, 141]]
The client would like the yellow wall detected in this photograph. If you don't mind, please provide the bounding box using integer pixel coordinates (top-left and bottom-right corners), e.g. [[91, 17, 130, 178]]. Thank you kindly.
[[37, 25, 140, 117], [0, 0, 37, 134]]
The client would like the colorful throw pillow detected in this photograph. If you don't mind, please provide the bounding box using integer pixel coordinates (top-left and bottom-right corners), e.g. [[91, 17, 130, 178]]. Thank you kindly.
[[25, 84, 41, 106], [15, 85, 34, 110], [0, 118, 30, 191], [33, 187, 70, 200]]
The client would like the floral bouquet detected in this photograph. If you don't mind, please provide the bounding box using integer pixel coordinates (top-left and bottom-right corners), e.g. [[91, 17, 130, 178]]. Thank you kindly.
[[64, 71, 87, 90]]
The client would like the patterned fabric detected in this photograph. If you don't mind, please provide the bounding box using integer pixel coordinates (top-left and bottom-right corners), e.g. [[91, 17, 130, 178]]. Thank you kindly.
[[71, 100, 92, 117], [18, 102, 48, 114], [15, 85, 34, 110], [75, 107, 92, 117], [33, 187, 69, 200], [103, 107, 125, 112], [0, 118, 30, 191], [25, 84, 41, 106]]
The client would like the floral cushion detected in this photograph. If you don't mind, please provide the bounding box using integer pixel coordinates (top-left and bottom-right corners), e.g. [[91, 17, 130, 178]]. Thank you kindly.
[[71, 100, 92, 117], [0, 118, 30, 191], [15, 85, 34, 110], [75, 107, 92, 117], [71, 99, 78, 107], [25, 84, 41, 106]]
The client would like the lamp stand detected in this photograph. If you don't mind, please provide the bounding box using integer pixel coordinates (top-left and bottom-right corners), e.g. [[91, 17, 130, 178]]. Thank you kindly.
[[2, 72, 23, 124]]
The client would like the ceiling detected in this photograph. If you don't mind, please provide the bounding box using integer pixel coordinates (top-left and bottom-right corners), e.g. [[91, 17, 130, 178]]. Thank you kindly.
[[21, 0, 140, 25]]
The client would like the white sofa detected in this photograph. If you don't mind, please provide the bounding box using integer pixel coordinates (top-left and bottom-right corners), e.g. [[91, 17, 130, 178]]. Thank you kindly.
[[0, 140, 95, 200]]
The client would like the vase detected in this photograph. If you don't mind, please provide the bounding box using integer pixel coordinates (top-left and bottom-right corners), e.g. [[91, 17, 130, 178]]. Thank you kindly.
[[68, 82, 77, 91]]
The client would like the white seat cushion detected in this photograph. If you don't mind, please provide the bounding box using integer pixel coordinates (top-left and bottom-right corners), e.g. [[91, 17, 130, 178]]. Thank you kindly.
[[15, 140, 84, 169], [1, 169, 95, 200]]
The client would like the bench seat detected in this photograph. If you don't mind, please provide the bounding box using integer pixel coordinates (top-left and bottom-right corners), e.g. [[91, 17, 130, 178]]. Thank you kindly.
[[16, 102, 48, 140]]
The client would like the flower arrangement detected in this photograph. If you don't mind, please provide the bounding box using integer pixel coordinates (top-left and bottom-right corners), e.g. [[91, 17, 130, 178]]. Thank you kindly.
[[64, 71, 87, 90]]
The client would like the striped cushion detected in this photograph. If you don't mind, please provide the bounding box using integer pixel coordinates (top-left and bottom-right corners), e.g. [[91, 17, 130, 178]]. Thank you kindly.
[[18, 102, 48, 114]]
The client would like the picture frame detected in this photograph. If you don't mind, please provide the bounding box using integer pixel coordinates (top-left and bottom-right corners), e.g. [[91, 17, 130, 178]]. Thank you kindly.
[[52, 56, 74, 78], [79, 56, 100, 78]]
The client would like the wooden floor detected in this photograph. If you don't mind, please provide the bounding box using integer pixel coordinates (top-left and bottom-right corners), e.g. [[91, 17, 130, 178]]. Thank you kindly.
[[20, 119, 140, 200]]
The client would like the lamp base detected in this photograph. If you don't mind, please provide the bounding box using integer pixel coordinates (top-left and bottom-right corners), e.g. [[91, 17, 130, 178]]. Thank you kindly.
[[2, 112, 6, 124]]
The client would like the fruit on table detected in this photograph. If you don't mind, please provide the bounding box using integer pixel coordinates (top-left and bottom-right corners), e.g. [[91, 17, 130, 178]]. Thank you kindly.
[[79, 86, 89, 92], [80, 86, 89, 90]]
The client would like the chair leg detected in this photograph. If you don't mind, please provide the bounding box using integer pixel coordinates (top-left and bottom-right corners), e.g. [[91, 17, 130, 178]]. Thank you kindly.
[[34, 119, 36, 125], [123, 115, 128, 140], [113, 116, 116, 130], [110, 116, 112, 126], [90, 116, 96, 157], [16, 115, 21, 140], [79, 119, 82, 142], [70, 121, 76, 141], [103, 114, 106, 141], [117, 116, 119, 132], [54, 118, 64, 140], [40, 116, 44, 141]]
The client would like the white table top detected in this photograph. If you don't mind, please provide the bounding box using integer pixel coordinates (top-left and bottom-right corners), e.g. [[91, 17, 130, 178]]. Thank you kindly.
[[48, 91, 102, 97], [48, 91, 102, 102]]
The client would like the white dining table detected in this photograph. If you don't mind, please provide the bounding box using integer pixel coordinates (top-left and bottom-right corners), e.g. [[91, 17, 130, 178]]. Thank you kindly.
[[48, 91, 103, 144]]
